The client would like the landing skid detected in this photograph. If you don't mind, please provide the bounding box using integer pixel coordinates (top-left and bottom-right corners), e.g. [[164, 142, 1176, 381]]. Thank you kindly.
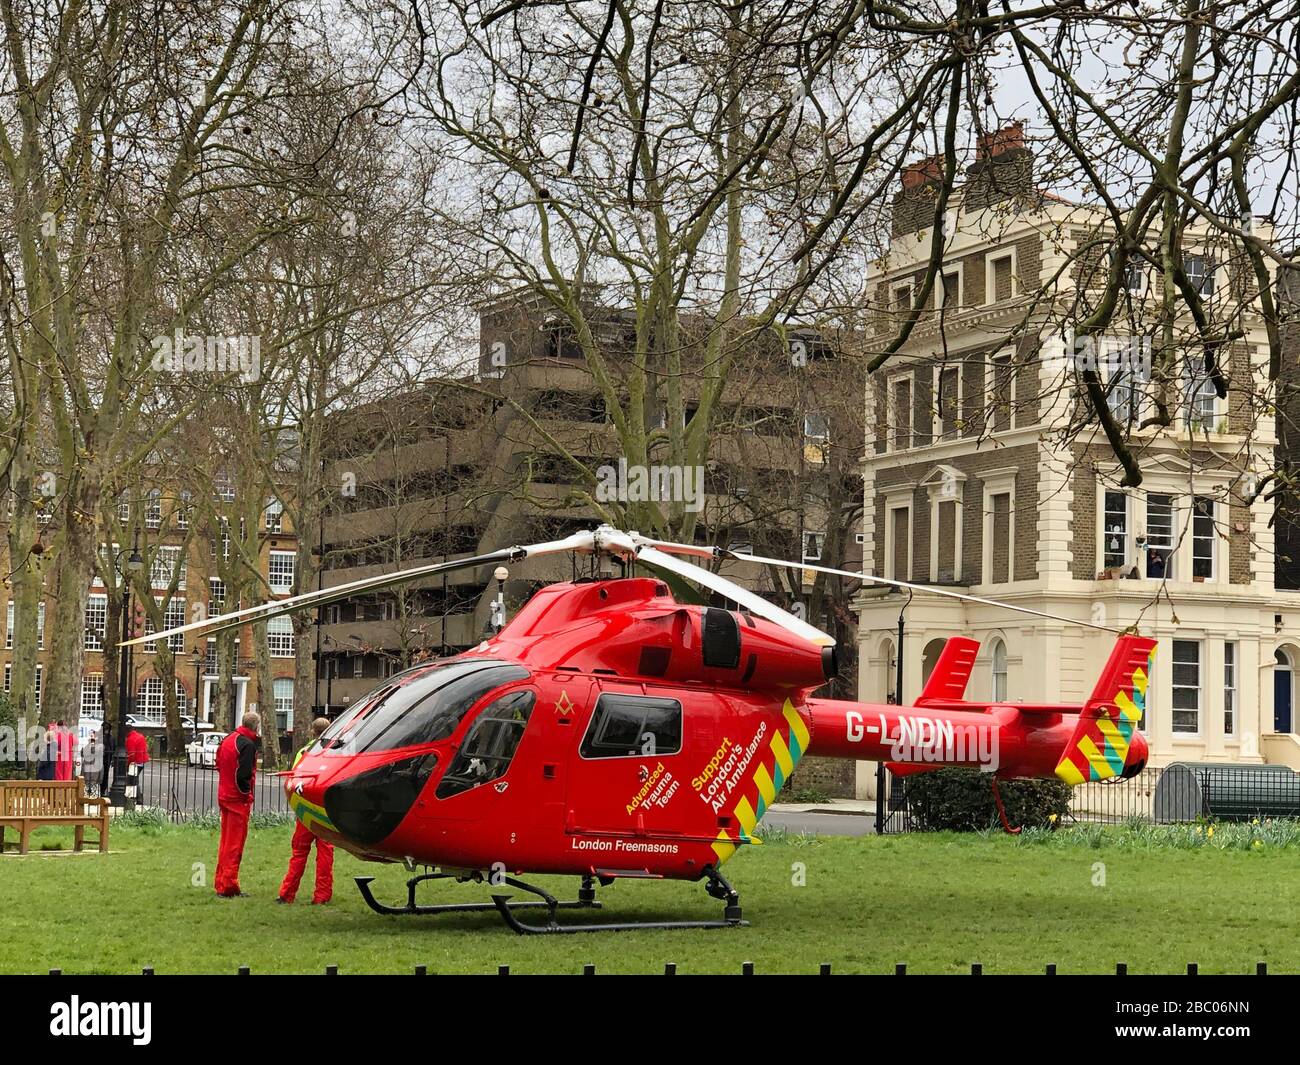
[[354, 871, 602, 917], [355, 866, 748, 934], [492, 866, 747, 935]]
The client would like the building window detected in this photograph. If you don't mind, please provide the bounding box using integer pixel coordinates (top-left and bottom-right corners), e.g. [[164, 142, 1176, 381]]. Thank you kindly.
[[887, 504, 911, 581], [933, 498, 959, 582], [893, 284, 912, 312], [1223, 642, 1236, 737], [891, 376, 912, 451], [936, 366, 960, 440], [273, 677, 294, 731], [1103, 491, 1129, 571], [6, 601, 46, 650], [1183, 357, 1218, 432], [34, 664, 41, 709], [1144, 494, 1174, 578], [989, 492, 1012, 584], [802, 531, 823, 563], [988, 354, 1013, 432], [1192, 497, 1215, 579], [991, 639, 1008, 701], [987, 253, 1015, 303], [1171, 639, 1201, 734], [145, 489, 162, 529], [176, 491, 191, 530], [209, 577, 226, 617], [352, 655, 363, 679], [145, 598, 186, 653], [81, 675, 104, 719], [269, 550, 295, 593], [1183, 253, 1215, 296], [85, 594, 107, 650], [1123, 255, 1145, 294], [265, 498, 283, 533], [151, 545, 186, 590], [1106, 360, 1149, 426], [267, 615, 295, 658], [136, 678, 166, 724], [937, 269, 961, 309]]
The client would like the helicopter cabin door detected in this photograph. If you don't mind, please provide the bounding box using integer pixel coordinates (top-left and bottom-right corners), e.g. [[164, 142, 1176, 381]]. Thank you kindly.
[[565, 681, 695, 851]]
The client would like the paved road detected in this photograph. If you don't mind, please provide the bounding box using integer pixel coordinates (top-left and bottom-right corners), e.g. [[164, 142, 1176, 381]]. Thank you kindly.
[[764, 808, 876, 836], [116, 759, 291, 815]]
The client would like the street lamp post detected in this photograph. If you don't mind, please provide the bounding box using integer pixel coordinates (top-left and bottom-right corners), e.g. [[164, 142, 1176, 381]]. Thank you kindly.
[[189, 647, 204, 744], [109, 534, 145, 810]]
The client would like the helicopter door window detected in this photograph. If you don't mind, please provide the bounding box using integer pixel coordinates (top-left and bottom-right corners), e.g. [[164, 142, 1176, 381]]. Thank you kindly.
[[435, 689, 536, 798], [579, 694, 682, 759]]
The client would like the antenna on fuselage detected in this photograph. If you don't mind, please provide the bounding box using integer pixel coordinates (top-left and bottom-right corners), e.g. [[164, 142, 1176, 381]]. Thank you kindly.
[[490, 566, 509, 632]]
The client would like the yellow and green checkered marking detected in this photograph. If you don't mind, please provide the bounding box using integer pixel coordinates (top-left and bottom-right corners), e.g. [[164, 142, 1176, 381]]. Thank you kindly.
[[711, 700, 810, 863], [1056, 645, 1154, 786], [289, 789, 337, 835]]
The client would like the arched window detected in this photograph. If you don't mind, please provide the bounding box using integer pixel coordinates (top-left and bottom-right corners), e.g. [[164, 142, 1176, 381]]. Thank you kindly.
[[921, 639, 947, 687], [991, 639, 1008, 702], [880, 639, 897, 703]]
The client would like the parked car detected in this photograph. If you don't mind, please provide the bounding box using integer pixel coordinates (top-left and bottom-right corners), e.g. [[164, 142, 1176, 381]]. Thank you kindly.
[[179, 716, 216, 733], [185, 731, 225, 768]]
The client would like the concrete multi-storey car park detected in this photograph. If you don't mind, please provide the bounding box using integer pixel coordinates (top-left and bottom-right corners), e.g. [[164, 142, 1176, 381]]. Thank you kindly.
[[314, 295, 865, 794]]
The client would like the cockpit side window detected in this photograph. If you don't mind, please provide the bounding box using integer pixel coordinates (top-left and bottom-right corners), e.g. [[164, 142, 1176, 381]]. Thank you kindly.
[[435, 689, 536, 798], [579, 694, 682, 759], [347, 663, 529, 754]]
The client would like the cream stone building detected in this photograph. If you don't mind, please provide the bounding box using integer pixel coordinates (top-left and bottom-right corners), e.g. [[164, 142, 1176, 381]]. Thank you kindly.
[[853, 125, 1300, 799]]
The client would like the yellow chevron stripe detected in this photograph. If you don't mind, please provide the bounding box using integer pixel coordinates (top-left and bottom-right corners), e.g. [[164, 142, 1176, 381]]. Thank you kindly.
[[1133, 665, 1148, 695], [1056, 759, 1086, 786], [770, 730, 794, 778], [734, 795, 757, 836], [783, 699, 811, 752], [753, 763, 776, 808], [1095, 715, 1127, 759], [712, 831, 737, 863], [1115, 689, 1141, 722]]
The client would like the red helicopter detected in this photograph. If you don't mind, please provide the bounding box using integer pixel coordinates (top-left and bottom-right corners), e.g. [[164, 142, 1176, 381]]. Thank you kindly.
[[128, 525, 1154, 934]]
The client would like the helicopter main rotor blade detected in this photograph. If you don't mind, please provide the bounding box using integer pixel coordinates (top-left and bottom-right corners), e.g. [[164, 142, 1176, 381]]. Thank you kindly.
[[121, 530, 599, 648], [633, 543, 836, 647], [726, 550, 1126, 635]]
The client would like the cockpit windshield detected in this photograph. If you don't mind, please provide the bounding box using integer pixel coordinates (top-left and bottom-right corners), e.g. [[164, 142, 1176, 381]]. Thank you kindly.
[[314, 660, 529, 756]]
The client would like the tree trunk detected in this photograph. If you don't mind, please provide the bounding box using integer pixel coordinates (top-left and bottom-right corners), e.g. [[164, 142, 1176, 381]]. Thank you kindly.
[[46, 475, 102, 727]]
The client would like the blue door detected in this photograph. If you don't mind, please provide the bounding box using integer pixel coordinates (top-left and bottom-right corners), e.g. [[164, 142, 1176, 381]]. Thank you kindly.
[[1275, 657, 1293, 733]]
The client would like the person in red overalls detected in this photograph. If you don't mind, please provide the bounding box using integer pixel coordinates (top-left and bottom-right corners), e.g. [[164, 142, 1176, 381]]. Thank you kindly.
[[277, 717, 334, 905], [214, 711, 260, 898], [54, 721, 74, 781], [125, 725, 150, 805]]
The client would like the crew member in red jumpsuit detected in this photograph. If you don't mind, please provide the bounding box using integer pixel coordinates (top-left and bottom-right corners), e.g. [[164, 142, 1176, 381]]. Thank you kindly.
[[214, 710, 260, 898], [277, 717, 334, 905]]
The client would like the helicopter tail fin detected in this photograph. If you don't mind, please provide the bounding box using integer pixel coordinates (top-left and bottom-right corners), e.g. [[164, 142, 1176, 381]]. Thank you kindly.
[[1054, 635, 1157, 785], [914, 637, 981, 706]]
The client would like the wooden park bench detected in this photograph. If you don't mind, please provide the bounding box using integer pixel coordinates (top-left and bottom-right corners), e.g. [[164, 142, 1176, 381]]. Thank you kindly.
[[0, 779, 109, 855]]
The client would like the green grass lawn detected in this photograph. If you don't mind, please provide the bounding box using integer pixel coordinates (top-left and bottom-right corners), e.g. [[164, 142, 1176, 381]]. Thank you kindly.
[[3, 819, 1298, 974]]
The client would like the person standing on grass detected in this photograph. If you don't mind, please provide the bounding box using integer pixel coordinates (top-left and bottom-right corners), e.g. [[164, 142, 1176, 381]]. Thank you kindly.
[[277, 717, 334, 905], [55, 720, 74, 781], [214, 711, 260, 898], [36, 722, 57, 781], [125, 725, 149, 805]]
